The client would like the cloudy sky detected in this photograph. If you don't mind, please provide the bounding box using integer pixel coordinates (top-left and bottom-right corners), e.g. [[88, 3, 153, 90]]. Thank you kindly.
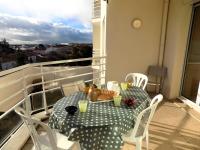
[[0, 0, 92, 44]]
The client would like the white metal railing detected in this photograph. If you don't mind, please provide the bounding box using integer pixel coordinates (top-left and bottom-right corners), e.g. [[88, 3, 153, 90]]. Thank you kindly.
[[0, 56, 106, 145], [92, 0, 101, 19], [0, 57, 106, 144], [0, 57, 106, 115]]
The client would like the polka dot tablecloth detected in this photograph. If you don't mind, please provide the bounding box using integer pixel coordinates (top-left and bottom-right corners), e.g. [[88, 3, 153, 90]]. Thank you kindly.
[[48, 86, 150, 150]]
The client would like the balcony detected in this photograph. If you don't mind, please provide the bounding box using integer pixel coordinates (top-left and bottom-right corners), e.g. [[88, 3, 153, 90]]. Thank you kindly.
[[1, 0, 200, 149], [0, 56, 200, 150]]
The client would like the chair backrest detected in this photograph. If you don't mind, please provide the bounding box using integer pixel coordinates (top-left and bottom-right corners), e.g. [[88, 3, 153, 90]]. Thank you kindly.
[[15, 107, 58, 150], [147, 66, 167, 92], [75, 80, 86, 91], [61, 82, 79, 96], [125, 73, 148, 90], [131, 94, 163, 139], [147, 66, 167, 78]]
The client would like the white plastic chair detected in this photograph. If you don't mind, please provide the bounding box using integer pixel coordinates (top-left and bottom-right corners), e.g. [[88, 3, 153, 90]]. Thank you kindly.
[[15, 107, 80, 150], [125, 73, 148, 90], [61, 82, 79, 96], [147, 65, 167, 93], [61, 80, 86, 96], [122, 94, 163, 150]]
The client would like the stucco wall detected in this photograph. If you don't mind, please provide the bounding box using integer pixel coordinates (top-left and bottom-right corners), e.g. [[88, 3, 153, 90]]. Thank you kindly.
[[92, 24, 100, 56], [163, 0, 192, 99], [106, 0, 164, 82]]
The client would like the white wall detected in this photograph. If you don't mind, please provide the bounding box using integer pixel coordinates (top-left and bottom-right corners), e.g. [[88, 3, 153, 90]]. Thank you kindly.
[[106, 0, 164, 82], [92, 24, 101, 55], [105, 0, 193, 99], [163, 0, 192, 99]]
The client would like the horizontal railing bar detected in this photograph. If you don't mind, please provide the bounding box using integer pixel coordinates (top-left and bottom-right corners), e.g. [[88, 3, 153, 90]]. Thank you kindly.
[[85, 77, 101, 83], [26, 82, 42, 90], [29, 90, 43, 97], [0, 99, 25, 120], [26, 69, 106, 90], [30, 104, 54, 114], [0, 63, 105, 89], [25, 63, 106, 80], [0, 64, 30, 77], [0, 56, 106, 77], [30, 56, 106, 67], [25, 66, 87, 79], [38, 69, 106, 85], [29, 76, 105, 97], [29, 86, 62, 97]]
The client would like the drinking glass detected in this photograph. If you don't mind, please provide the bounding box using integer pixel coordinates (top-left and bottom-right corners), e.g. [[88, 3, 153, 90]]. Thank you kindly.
[[113, 95, 122, 106], [121, 82, 128, 90], [107, 81, 118, 90], [78, 100, 88, 112]]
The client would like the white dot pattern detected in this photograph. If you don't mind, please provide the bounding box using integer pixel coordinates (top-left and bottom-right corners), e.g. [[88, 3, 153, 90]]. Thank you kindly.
[[48, 86, 150, 150]]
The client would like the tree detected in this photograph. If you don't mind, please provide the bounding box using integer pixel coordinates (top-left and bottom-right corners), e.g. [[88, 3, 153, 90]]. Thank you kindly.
[[35, 44, 46, 50], [16, 51, 27, 66], [0, 38, 15, 53]]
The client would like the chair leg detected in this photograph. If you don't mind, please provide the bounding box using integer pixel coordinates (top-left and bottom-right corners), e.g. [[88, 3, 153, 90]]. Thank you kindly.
[[146, 131, 149, 150], [135, 138, 142, 150]]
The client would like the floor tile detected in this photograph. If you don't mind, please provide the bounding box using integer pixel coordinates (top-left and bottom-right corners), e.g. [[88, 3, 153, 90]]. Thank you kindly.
[[21, 101, 200, 150]]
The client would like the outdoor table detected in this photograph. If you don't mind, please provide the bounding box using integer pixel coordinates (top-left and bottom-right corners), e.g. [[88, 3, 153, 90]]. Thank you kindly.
[[48, 86, 151, 150]]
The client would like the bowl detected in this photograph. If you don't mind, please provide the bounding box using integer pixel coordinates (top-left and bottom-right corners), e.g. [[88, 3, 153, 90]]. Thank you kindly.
[[124, 98, 136, 107], [65, 106, 77, 115]]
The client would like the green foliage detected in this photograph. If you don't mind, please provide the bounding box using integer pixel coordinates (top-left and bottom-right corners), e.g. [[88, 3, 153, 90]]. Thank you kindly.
[[16, 51, 27, 66]]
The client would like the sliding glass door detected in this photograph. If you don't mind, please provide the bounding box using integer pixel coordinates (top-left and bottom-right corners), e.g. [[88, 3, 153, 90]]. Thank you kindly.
[[182, 4, 200, 106]]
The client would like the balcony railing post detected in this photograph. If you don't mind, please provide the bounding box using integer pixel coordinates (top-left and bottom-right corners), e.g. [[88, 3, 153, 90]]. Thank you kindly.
[[40, 65, 49, 115], [22, 68, 31, 116]]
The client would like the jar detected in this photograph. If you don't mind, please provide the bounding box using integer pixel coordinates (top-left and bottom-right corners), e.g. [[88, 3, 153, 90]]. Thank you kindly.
[[88, 85, 101, 101]]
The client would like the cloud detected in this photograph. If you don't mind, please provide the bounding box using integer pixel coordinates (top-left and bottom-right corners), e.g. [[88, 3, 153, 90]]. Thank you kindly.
[[0, 0, 92, 44], [0, 14, 92, 44], [0, 0, 92, 25]]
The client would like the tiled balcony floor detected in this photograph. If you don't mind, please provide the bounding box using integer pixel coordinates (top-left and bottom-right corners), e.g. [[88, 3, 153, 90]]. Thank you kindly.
[[22, 100, 200, 150]]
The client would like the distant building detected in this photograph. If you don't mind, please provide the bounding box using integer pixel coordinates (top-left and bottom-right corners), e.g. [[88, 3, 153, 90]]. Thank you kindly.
[[20, 45, 36, 51]]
